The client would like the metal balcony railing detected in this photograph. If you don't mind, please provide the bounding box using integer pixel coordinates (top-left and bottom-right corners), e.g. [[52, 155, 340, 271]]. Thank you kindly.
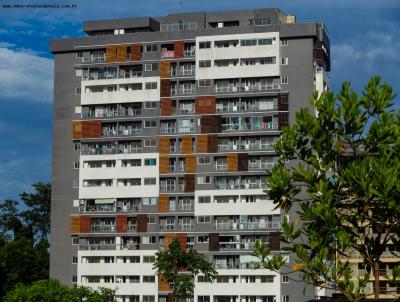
[[90, 225, 115, 232]]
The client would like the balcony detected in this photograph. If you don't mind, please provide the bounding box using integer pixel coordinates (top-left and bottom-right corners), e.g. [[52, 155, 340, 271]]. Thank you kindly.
[[177, 224, 194, 231], [102, 128, 142, 137], [215, 221, 280, 231], [79, 244, 116, 251], [127, 224, 137, 232], [221, 123, 278, 133], [90, 225, 115, 232], [161, 50, 175, 58], [81, 147, 143, 156], [82, 55, 106, 63], [178, 126, 196, 134], [248, 162, 275, 171], [82, 109, 142, 119], [160, 126, 177, 134], [82, 71, 143, 81], [214, 183, 267, 190], [169, 165, 185, 173], [215, 84, 280, 94], [184, 49, 196, 57], [160, 224, 175, 231], [176, 203, 194, 212], [171, 87, 196, 96], [171, 68, 195, 77], [214, 163, 228, 171], [80, 204, 115, 213]]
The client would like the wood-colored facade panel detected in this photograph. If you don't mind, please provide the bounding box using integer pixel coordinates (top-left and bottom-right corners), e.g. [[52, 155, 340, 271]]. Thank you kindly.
[[174, 41, 185, 58], [158, 194, 169, 213], [182, 135, 192, 154], [195, 96, 216, 114], [238, 153, 248, 171], [184, 174, 195, 192], [80, 216, 91, 233], [159, 277, 171, 292], [196, 135, 208, 153], [69, 216, 80, 233], [116, 215, 128, 233], [278, 112, 289, 130], [130, 44, 142, 61], [159, 60, 171, 78], [72, 121, 82, 139], [278, 93, 289, 111], [177, 233, 187, 249], [269, 233, 280, 251], [106, 46, 117, 63], [136, 214, 148, 232], [116, 46, 128, 62], [208, 135, 219, 153], [160, 79, 171, 98], [159, 156, 169, 174], [160, 98, 172, 116], [159, 136, 170, 155], [227, 153, 239, 172], [72, 121, 102, 139], [185, 155, 196, 173], [209, 233, 220, 251], [200, 115, 221, 133]]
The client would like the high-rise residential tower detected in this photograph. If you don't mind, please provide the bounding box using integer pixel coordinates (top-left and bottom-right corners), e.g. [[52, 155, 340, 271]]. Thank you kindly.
[[50, 8, 330, 302]]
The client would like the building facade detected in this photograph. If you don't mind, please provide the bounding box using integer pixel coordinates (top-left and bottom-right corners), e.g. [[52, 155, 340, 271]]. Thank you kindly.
[[50, 8, 330, 302]]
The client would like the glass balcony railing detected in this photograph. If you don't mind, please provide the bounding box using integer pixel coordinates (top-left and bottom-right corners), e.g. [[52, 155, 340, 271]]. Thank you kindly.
[[127, 224, 137, 232], [215, 84, 281, 93], [79, 244, 115, 251], [215, 222, 280, 231], [184, 49, 196, 57], [171, 87, 196, 96], [80, 204, 115, 213], [160, 224, 176, 231], [171, 68, 195, 77], [90, 225, 115, 232], [160, 184, 176, 192], [160, 127, 176, 134], [82, 109, 142, 119], [82, 56, 106, 63], [82, 71, 143, 81], [178, 224, 194, 231], [214, 183, 267, 190], [177, 204, 194, 212], [102, 128, 142, 136], [248, 162, 276, 171], [81, 147, 143, 156], [214, 163, 228, 171]]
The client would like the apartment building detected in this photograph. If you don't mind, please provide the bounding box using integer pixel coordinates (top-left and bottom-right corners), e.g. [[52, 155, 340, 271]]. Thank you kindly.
[[50, 8, 330, 302]]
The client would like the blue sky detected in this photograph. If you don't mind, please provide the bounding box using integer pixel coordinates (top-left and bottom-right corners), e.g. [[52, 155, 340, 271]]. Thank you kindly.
[[0, 0, 399, 200]]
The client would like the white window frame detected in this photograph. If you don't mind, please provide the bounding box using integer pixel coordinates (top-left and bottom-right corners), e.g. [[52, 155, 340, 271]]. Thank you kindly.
[[281, 76, 288, 85]]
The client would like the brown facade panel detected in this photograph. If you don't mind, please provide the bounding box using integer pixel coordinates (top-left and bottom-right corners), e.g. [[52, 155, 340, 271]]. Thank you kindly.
[[73, 121, 102, 139], [72, 121, 82, 140], [160, 79, 171, 98], [200, 115, 221, 134], [159, 60, 171, 78], [196, 135, 208, 153], [80, 216, 91, 233], [227, 153, 239, 172], [269, 234, 281, 251], [177, 233, 187, 249], [164, 233, 175, 248], [185, 155, 196, 173], [130, 44, 142, 61], [116, 215, 128, 233], [182, 135, 192, 154], [238, 153, 249, 171], [159, 136, 170, 155], [159, 156, 169, 174], [278, 112, 289, 130], [184, 174, 195, 192], [116, 46, 128, 62], [159, 194, 169, 213], [278, 94, 289, 111], [159, 277, 171, 292], [106, 45, 117, 63], [209, 233, 220, 251], [160, 98, 172, 116], [174, 40, 185, 58], [136, 214, 148, 232], [69, 216, 80, 233], [195, 96, 216, 114], [208, 135, 219, 153]]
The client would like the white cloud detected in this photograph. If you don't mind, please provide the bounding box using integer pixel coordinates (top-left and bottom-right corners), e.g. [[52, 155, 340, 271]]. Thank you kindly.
[[0, 47, 53, 102]]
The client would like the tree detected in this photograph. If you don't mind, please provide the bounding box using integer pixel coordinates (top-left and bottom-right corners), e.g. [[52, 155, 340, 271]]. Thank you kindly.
[[4, 279, 115, 302], [154, 238, 217, 301], [253, 77, 400, 301], [0, 183, 51, 299]]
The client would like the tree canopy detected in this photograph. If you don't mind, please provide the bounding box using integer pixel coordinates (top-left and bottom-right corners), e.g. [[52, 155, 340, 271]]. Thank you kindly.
[[254, 77, 400, 301]]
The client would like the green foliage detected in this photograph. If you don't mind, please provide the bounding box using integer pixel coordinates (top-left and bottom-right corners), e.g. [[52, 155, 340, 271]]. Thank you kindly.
[[0, 183, 51, 299], [4, 279, 115, 302], [254, 77, 400, 301], [154, 238, 217, 300]]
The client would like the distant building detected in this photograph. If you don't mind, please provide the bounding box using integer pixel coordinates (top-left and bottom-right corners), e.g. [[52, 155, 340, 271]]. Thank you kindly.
[[50, 8, 330, 302]]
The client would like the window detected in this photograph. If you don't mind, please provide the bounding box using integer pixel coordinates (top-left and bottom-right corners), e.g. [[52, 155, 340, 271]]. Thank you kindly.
[[73, 179, 79, 188], [281, 76, 288, 84], [73, 199, 79, 207], [253, 18, 271, 26], [197, 216, 211, 223], [143, 197, 157, 205], [142, 236, 156, 244], [282, 275, 289, 283], [198, 80, 212, 87], [74, 142, 80, 150], [198, 156, 211, 164], [72, 236, 79, 245], [280, 95, 288, 104], [198, 296, 210, 302], [240, 39, 257, 46], [144, 101, 158, 109], [143, 296, 155, 302], [73, 161, 79, 169], [143, 275, 155, 283], [281, 39, 288, 46], [72, 275, 77, 283], [199, 60, 211, 68], [197, 176, 211, 184], [104, 256, 114, 263], [144, 139, 157, 147], [144, 120, 157, 128], [75, 69, 82, 77], [258, 38, 273, 45], [145, 82, 157, 89], [122, 159, 141, 167], [281, 57, 288, 65], [75, 87, 81, 95], [144, 178, 157, 185], [144, 158, 157, 166], [144, 63, 158, 71], [76, 52, 83, 58], [144, 44, 158, 52], [148, 216, 156, 224], [260, 275, 274, 283], [199, 41, 211, 49], [143, 255, 155, 263], [197, 275, 211, 282], [198, 196, 211, 203], [197, 235, 209, 243], [282, 296, 289, 302], [75, 106, 82, 114]]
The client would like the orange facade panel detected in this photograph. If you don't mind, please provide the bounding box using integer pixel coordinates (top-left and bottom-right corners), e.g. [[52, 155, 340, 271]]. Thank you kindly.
[[159, 156, 169, 174], [136, 214, 148, 232], [227, 153, 239, 172], [106, 45, 117, 63], [182, 135, 192, 154], [160, 98, 172, 116], [159, 194, 169, 213], [184, 174, 195, 192], [185, 155, 196, 173], [72, 121, 82, 140], [130, 44, 142, 61], [174, 41, 185, 58], [195, 96, 216, 114], [80, 216, 91, 233], [160, 79, 171, 98], [159, 60, 171, 78], [159, 277, 171, 292], [159, 136, 170, 155], [72, 121, 102, 139], [116, 46, 128, 62], [177, 233, 188, 249], [196, 135, 208, 153], [69, 216, 80, 233], [116, 215, 128, 233]]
